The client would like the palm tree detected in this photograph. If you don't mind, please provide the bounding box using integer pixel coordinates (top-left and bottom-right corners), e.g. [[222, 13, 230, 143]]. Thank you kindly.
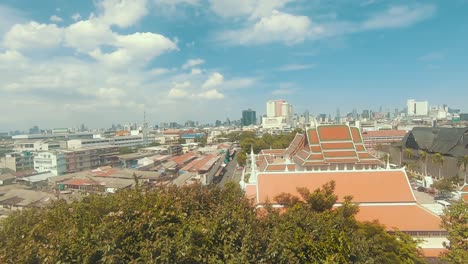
[[432, 153, 445, 179], [457, 155, 468, 184], [419, 150, 428, 176], [404, 148, 414, 160]]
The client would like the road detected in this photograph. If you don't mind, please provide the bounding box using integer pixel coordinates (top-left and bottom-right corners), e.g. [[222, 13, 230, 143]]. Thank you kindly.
[[210, 153, 242, 187]]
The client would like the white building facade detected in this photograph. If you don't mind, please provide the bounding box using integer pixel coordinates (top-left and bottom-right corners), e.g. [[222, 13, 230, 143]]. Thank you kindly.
[[407, 99, 429, 116], [34, 151, 67, 176]]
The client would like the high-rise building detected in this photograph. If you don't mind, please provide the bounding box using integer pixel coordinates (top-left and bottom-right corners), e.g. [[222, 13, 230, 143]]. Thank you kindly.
[[242, 109, 256, 126], [263, 100, 294, 128], [407, 99, 429, 116]]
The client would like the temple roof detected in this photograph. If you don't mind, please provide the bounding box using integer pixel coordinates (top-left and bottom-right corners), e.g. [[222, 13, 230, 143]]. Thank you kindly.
[[290, 125, 382, 166]]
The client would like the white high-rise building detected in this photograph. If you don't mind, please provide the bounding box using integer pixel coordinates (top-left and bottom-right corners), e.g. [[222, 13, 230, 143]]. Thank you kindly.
[[407, 99, 429, 116], [263, 100, 294, 128]]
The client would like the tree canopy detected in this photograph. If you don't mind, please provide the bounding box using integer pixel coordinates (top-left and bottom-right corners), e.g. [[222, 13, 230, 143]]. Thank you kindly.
[[0, 182, 424, 263], [234, 129, 303, 154], [441, 199, 468, 264]]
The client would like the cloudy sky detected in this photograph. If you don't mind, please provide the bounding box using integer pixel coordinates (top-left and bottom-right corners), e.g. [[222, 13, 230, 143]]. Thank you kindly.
[[1, 0, 467, 130]]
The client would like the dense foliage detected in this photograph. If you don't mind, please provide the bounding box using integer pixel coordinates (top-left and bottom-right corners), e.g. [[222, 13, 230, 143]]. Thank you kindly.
[[0, 182, 425, 263], [233, 129, 303, 169], [441, 199, 468, 264]]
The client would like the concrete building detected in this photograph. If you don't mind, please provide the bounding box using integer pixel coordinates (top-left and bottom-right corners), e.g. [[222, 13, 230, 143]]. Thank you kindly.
[[62, 146, 119, 173], [0, 152, 34, 172], [242, 109, 257, 126], [13, 140, 64, 152], [263, 100, 294, 128], [67, 135, 146, 149], [12, 132, 93, 140], [407, 99, 429, 116], [34, 151, 67, 176]]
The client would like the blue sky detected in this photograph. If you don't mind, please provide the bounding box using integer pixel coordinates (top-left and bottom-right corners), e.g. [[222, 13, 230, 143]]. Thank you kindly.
[[0, 0, 467, 130]]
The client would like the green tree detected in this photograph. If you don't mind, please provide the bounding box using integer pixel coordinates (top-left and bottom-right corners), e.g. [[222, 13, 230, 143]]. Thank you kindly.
[[432, 178, 455, 196], [457, 155, 468, 184], [419, 150, 428, 176], [440, 199, 468, 264], [404, 148, 414, 160], [118, 147, 134, 154], [0, 182, 425, 263], [236, 151, 247, 167], [432, 153, 445, 179]]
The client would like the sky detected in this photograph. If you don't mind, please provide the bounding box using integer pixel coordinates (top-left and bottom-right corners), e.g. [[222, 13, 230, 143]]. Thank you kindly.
[[0, 0, 467, 130]]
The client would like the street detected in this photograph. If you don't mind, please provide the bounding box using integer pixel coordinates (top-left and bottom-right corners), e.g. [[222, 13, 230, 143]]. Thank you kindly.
[[209, 153, 242, 187]]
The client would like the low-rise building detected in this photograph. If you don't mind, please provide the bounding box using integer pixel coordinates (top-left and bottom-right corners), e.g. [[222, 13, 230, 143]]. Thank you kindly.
[[13, 140, 64, 152], [362, 130, 408, 150], [0, 151, 34, 171]]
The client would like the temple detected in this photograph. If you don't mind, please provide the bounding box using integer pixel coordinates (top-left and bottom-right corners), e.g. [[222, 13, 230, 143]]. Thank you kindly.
[[240, 124, 447, 258]]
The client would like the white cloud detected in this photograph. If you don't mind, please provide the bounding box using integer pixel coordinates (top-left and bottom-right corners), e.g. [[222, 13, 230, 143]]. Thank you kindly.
[[50, 15, 63, 23], [202, 72, 224, 89], [155, 0, 200, 6], [418, 51, 445, 61], [223, 78, 257, 90], [0, 5, 25, 35], [3, 22, 63, 50], [191, 68, 202, 75], [361, 5, 436, 30], [272, 88, 294, 95], [0, 50, 27, 64], [198, 89, 225, 100], [210, 0, 292, 19], [64, 20, 115, 52], [278, 64, 316, 71], [182, 58, 205, 69], [219, 10, 316, 45], [168, 81, 191, 98], [149, 67, 173, 75], [217, 4, 436, 46], [71, 13, 82, 21], [115, 32, 178, 59], [97, 0, 148, 28]]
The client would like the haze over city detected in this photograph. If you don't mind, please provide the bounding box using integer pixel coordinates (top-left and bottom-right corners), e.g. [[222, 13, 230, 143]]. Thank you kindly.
[[1, 0, 468, 130]]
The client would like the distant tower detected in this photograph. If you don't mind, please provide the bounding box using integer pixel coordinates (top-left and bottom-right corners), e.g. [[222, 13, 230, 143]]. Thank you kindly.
[[336, 108, 341, 123]]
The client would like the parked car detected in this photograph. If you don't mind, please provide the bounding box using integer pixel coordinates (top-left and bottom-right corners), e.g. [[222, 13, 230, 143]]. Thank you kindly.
[[417, 186, 426, 192]]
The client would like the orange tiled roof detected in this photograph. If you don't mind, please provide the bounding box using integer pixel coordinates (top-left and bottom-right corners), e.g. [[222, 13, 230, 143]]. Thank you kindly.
[[284, 133, 305, 157], [462, 193, 468, 202], [265, 164, 295, 172], [323, 151, 357, 158], [421, 248, 447, 258], [461, 184, 468, 192], [318, 125, 352, 141], [289, 125, 382, 166], [307, 129, 320, 144], [350, 127, 363, 143], [356, 205, 444, 231], [245, 184, 257, 199], [61, 178, 100, 186], [261, 149, 286, 155], [321, 142, 355, 150], [256, 170, 415, 204]]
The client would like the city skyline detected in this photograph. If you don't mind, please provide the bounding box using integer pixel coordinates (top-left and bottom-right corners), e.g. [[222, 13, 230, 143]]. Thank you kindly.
[[1, 0, 468, 130]]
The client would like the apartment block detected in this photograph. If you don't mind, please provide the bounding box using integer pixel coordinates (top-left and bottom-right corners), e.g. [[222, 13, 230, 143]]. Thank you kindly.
[[0, 152, 34, 172]]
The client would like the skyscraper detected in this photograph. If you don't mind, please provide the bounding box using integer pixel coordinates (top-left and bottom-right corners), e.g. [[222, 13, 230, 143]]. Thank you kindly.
[[407, 99, 429, 116], [242, 109, 257, 126]]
